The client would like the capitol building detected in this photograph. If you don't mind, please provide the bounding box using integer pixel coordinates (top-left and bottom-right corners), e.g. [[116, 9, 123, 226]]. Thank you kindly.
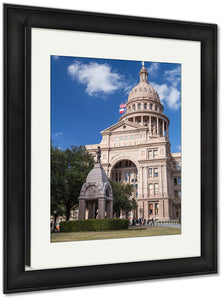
[[86, 64, 181, 221]]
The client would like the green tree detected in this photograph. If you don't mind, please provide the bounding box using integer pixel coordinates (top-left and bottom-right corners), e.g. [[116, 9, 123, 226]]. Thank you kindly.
[[51, 145, 95, 220], [109, 180, 137, 218]]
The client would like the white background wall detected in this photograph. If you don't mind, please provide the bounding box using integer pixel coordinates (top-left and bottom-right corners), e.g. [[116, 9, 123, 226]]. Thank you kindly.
[[0, 0, 221, 298]]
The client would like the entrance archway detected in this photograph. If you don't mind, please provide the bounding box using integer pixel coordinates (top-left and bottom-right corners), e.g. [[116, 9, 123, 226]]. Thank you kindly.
[[111, 159, 136, 181], [110, 159, 138, 219]]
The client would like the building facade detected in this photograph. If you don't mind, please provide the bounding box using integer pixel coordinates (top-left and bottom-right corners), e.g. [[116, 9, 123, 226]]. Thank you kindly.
[[86, 65, 181, 221]]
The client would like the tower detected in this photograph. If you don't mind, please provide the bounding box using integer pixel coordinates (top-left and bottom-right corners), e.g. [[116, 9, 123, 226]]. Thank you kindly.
[[86, 64, 181, 221]]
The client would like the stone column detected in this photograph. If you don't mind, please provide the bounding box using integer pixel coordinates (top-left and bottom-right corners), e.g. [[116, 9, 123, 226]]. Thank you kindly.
[[98, 198, 105, 219], [166, 123, 169, 139], [149, 116, 151, 134], [159, 199, 164, 219], [157, 117, 159, 135], [78, 199, 86, 220], [106, 201, 113, 218], [162, 120, 165, 137], [121, 169, 125, 182], [164, 199, 170, 219], [143, 167, 147, 199], [138, 167, 143, 198], [141, 167, 144, 198], [144, 200, 149, 220], [162, 165, 168, 197]]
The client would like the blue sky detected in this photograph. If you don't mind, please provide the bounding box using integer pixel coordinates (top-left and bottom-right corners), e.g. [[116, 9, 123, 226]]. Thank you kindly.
[[51, 56, 181, 153]]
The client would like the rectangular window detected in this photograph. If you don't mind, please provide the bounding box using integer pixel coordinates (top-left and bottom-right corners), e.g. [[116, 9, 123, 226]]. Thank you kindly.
[[148, 150, 153, 159], [149, 168, 153, 177], [153, 150, 158, 158], [129, 172, 132, 181], [125, 172, 128, 182], [174, 178, 177, 185], [178, 191, 181, 197], [119, 173, 122, 182], [175, 206, 179, 217], [155, 203, 159, 215], [154, 168, 158, 177], [154, 183, 159, 194], [149, 203, 153, 215], [178, 177, 181, 185], [149, 184, 153, 195], [177, 162, 181, 170], [174, 191, 178, 200]]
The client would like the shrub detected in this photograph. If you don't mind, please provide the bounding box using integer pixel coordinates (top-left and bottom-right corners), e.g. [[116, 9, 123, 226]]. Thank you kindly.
[[60, 218, 129, 232]]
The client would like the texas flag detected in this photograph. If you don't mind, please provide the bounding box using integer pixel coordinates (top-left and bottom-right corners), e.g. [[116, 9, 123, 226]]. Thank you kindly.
[[119, 102, 126, 114]]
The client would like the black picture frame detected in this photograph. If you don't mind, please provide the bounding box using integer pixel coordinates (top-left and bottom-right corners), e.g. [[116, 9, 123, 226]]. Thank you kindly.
[[4, 3, 217, 294]]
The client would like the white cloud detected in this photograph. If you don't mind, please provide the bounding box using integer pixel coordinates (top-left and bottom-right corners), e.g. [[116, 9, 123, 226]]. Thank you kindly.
[[54, 131, 63, 137], [147, 62, 160, 76], [176, 144, 181, 151], [149, 65, 181, 111], [151, 82, 181, 110], [53, 55, 59, 60], [164, 66, 181, 87], [67, 61, 130, 97]]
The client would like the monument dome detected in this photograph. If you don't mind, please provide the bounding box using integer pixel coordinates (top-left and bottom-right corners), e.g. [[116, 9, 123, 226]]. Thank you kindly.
[[86, 163, 108, 184], [78, 149, 114, 220]]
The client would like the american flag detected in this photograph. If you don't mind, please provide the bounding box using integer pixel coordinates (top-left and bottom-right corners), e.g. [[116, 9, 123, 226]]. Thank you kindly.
[[119, 102, 126, 114]]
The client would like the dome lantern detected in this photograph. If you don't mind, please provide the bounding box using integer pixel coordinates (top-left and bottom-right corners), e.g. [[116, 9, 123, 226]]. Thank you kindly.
[[139, 63, 148, 83]]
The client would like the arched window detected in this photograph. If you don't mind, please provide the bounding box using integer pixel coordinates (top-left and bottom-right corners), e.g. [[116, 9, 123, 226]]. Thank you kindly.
[[150, 103, 153, 110], [133, 104, 136, 110], [129, 106, 131, 112], [144, 103, 147, 109], [106, 188, 109, 197], [138, 103, 141, 110], [155, 105, 158, 111]]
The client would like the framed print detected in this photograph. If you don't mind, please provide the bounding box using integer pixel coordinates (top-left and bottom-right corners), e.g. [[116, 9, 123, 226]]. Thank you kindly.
[[4, 4, 217, 293]]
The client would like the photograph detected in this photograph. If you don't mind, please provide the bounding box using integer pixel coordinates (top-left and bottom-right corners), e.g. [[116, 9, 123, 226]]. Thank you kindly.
[[3, 2, 217, 294], [50, 56, 182, 242]]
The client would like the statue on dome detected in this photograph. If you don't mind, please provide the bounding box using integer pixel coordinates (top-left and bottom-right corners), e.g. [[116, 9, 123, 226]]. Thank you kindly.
[[96, 146, 101, 164]]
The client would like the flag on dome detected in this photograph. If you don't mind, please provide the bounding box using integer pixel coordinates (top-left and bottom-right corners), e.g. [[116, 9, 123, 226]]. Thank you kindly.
[[119, 102, 126, 114]]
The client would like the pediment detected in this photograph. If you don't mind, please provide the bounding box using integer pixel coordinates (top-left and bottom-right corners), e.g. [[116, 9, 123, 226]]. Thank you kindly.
[[101, 120, 145, 134]]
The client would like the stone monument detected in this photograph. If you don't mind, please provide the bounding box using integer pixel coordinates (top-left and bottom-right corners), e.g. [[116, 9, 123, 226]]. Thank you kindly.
[[78, 147, 114, 220]]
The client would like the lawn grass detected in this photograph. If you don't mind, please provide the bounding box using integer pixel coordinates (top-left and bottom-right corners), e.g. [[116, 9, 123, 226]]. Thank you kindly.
[[51, 226, 181, 243]]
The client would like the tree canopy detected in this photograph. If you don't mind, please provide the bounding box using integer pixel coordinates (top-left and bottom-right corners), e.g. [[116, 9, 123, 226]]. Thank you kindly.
[[51, 145, 95, 220], [109, 180, 137, 218]]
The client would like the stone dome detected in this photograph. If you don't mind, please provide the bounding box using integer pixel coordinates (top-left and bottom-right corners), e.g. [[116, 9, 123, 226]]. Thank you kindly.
[[128, 66, 160, 103], [86, 163, 108, 183]]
